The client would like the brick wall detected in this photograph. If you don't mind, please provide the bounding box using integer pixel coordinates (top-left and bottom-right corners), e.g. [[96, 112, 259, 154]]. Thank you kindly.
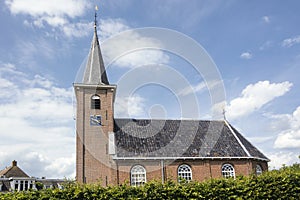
[[115, 159, 268, 185], [75, 85, 117, 185]]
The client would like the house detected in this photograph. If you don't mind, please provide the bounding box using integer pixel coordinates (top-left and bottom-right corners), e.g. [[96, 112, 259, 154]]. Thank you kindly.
[[0, 160, 64, 192], [36, 178, 65, 190], [0, 160, 36, 192], [73, 14, 269, 186]]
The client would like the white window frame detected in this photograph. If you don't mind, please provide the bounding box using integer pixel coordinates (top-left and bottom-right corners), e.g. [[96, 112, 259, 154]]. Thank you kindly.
[[108, 132, 115, 155], [44, 184, 53, 189], [221, 163, 235, 178], [130, 165, 146, 186], [178, 164, 192, 182], [10, 178, 36, 191]]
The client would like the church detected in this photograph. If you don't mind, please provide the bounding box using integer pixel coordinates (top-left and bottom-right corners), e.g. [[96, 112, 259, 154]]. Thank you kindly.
[[73, 15, 269, 186]]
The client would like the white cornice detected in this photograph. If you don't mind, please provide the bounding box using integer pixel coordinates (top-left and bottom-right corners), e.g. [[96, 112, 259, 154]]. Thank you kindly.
[[113, 156, 270, 162], [73, 83, 117, 89]]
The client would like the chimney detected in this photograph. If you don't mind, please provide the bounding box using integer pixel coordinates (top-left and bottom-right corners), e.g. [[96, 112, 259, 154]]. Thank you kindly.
[[12, 160, 17, 167]]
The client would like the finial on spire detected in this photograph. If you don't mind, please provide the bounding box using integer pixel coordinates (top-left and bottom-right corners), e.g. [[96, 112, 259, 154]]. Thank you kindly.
[[94, 5, 99, 29]]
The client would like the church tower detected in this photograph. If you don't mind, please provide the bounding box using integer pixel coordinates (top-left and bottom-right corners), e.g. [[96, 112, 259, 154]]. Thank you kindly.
[[73, 12, 117, 185]]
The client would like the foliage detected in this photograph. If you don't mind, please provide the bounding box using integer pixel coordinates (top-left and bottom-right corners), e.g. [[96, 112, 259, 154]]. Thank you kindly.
[[1, 164, 299, 200], [35, 182, 44, 190]]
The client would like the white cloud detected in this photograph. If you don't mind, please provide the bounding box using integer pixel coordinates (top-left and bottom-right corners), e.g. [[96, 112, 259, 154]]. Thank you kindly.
[[99, 18, 130, 41], [274, 106, 300, 149], [264, 113, 291, 132], [179, 82, 206, 96], [240, 52, 252, 59], [45, 154, 75, 178], [5, 0, 89, 18], [247, 136, 273, 144], [282, 35, 300, 47], [5, 0, 92, 38], [268, 151, 299, 169], [275, 130, 300, 148], [227, 81, 292, 120], [262, 16, 270, 23], [113, 50, 169, 68], [102, 28, 169, 68], [178, 80, 221, 96], [0, 78, 18, 99], [63, 18, 130, 46], [115, 95, 146, 118], [0, 62, 75, 178], [62, 22, 92, 38], [43, 16, 67, 27]]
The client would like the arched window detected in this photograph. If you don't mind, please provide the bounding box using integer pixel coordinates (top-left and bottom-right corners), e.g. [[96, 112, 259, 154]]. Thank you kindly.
[[178, 164, 192, 182], [256, 165, 263, 175], [91, 95, 100, 109], [130, 165, 146, 186], [221, 164, 235, 178]]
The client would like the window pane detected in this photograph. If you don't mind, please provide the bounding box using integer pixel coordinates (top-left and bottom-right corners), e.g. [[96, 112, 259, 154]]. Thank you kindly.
[[222, 164, 235, 178], [91, 95, 101, 109], [178, 164, 192, 182], [131, 165, 146, 186], [24, 183, 28, 190], [20, 181, 24, 191]]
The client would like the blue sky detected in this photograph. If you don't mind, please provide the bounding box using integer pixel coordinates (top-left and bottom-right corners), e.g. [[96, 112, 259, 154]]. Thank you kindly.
[[0, 0, 300, 178]]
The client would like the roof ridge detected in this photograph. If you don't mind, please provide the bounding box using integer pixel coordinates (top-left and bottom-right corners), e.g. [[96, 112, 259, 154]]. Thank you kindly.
[[0, 166, 13, 176], [224, 120, 251, 157], [0, 165, 29, 178]]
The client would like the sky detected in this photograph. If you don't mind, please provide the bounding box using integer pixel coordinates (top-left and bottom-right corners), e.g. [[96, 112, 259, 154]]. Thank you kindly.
[[0, 0, 300, 179]]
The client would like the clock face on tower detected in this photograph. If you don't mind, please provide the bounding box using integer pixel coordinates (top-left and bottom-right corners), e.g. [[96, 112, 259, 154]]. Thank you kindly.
[[90, 115, 102, 126]]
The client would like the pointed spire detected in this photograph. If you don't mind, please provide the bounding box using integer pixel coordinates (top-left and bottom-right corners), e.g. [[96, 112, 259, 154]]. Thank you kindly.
[[82, 6, 109, 85]]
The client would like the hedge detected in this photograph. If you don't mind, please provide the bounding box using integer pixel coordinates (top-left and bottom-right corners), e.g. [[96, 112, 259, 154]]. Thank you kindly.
[[1, 163, 299, 200]]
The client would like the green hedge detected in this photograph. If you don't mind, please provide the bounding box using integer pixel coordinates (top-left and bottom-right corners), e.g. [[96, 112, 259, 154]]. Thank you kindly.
[[1, 164, 299, 200]]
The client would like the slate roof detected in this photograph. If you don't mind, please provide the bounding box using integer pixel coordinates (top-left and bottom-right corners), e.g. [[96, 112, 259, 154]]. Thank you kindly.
[[114, 119, 269, 161], [0, 161, 29, 178], [82, 23, 109, 85]]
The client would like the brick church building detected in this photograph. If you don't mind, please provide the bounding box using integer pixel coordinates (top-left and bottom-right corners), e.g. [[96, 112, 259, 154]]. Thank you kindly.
[[74, 16, 269, 186]]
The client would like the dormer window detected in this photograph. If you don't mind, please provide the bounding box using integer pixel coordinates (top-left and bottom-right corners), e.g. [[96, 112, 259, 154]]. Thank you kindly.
[[91, 95, 101, 109]]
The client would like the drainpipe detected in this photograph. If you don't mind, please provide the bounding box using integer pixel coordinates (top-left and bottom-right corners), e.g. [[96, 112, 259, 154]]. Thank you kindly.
[[82, 89, 86, 183], [161, 160, 164, 184], [117, 161, 120, 185]]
